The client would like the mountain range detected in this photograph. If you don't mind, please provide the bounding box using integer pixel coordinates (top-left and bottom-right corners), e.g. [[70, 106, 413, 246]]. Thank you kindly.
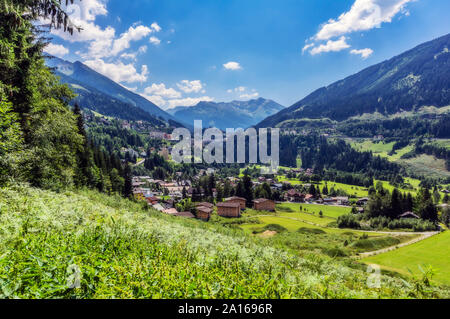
[[258, 33, 450, 128], [167, 98, 284, 130], [46, 57, 181, 126]]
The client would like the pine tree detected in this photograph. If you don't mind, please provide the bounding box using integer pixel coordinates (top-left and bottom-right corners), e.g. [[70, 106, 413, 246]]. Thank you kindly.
[[123, 163, 133, 198]]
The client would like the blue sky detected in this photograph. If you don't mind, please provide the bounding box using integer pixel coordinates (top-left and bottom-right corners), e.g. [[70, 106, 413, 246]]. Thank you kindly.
[[44, 0, 450, 110]]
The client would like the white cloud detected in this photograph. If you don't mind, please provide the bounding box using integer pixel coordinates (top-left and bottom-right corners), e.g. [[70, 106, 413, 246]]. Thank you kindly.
[[47, 0, 162, 61], [138, 45, 148, 53], [44, 43, 69, 57], [48, 0, 113, 44], [309, 36, 351, 55], [303, 0, 414, 57], [240, 92, 259, 99], [177, 80, 204, 93], [301, 43, 314, 53], [111, 25, 152, 56], [227, 86, 259, 99], [315, 0, 414, 41], [166, 96, 214, 109], [151, 22, 162, 32], [142, 94, 166, 107], [223, 61, 242, 70], [144, 83, 181, 99], [149, 36, 161, 45], [350, 48, 374, 59], [120, 52, 137, 60], [84, 59, 149, 83]]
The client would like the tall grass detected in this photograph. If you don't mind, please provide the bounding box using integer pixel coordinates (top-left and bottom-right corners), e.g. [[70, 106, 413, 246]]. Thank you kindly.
[[0, 184, 448, 298]]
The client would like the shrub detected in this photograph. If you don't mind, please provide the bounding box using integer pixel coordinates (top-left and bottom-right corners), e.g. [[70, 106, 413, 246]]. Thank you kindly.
[[297, 227, 326, 235], [351, 237, 400, 251], [323, 247, 347, 257], [337, 214, 360, 229], [263, 224, 288, 233]]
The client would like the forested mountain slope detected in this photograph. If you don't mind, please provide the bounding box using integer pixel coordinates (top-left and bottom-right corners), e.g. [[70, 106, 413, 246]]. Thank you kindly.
[[258, 33, 450, 128]]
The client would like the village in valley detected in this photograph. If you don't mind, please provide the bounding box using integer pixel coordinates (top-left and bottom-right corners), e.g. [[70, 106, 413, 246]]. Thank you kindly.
[[131, 169, 364, 221]]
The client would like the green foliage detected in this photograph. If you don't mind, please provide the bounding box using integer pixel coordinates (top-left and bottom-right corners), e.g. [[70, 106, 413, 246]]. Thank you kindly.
[[297, 227, 326, 235], [3, 185, 448, 298], [0, 98, 23, 185], [337, 214, 361, 229]]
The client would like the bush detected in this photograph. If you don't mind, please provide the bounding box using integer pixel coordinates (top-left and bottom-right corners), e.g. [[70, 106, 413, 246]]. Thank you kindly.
[[323, 247, 347, 257], [351, 237, 400, 251], [297, 227, 326, 235], [337, 214, 360, 229], [263, 224, 288, 233]]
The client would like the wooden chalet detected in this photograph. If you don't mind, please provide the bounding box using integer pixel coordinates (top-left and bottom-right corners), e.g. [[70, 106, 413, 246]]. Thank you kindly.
[[217, 202, 241, 218]]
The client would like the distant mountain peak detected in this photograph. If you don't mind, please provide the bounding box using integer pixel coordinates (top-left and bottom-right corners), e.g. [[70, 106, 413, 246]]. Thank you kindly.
[[168, 98, 284, 130]]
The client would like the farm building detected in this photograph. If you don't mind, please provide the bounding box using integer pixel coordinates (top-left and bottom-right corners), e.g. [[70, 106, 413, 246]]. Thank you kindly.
[[335, 197, 350, 206], [285, 189, 305, 202], [217, 202, 241, 218], [196, 202, 214, 209], [196, 206, 213, 221], [253, 198, 276, 212], [357, 197, 370, 206], [224, 197, 247, 210]]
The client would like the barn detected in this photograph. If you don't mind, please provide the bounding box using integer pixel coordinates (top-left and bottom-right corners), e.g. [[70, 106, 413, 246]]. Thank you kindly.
[[217, 202, 241, 218]]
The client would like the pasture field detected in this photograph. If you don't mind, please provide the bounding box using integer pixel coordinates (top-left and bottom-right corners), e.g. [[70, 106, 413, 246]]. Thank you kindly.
[[318, 181, 368, 197], [363, 231, 450, 286], [398, 154, 450, 178], [277, 202, 351, 219], [350, 140, 395, 158], [239, 215, 380, 236], [277, 178, 370, 197]]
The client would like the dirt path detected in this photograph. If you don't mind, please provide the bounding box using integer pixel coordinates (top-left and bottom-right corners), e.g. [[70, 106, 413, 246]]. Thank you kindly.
[[355, 231, 439, 259]]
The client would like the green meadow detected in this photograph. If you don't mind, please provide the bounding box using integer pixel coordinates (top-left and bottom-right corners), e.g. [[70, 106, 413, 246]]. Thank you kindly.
[[3, 184, 445, 298], [363, 231, 450, 286]]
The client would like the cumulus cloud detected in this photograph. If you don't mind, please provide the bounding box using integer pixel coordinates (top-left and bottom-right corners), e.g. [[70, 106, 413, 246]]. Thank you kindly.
[[309, 36, 351, 55], [149, 36, 161, 45], [315, 0, 414, 41], [227, 86, 259, 99], [84, 59, 149, 83], [166, 96, 214, 109], [177, 80, 204, 94], [303, 0, 414, 57], [350, 48, 374, 59], [44, 43, 69, 57], [223, 61, 242, 70], [142, 94, 167, 107], [151, 22, 162, 32], [111, 25, 153, 56], [47, 0, 161, 60], [240, 92, 259, 99], [144, 83, 182, 99]]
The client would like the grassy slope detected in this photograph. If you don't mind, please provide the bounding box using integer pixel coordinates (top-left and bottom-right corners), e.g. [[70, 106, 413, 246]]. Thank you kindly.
[[350, 139, 450, 179], [277, 202, 350, 219], [0, 184, 448, 298], [363, 231, 450, 286]]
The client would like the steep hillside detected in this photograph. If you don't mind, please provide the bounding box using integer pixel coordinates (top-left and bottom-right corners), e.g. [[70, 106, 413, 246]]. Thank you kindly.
[[1, 184, 447, 298], [168, 98, 284, 129], [46, 57, 182, 126], [258, 33, 450, 128]]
